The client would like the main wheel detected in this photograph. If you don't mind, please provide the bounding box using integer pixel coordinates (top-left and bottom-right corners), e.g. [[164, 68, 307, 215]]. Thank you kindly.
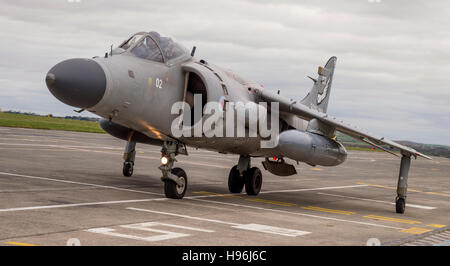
[[396, 197, 406, 214], [122, 162, 133, 177], [244, 167, 262, 196], [228, 165, 244, 193], [164, 167, 187, 199]]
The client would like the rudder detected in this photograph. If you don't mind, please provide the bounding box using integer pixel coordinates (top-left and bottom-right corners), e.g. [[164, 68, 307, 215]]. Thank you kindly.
[[300, 56, 337, 113]]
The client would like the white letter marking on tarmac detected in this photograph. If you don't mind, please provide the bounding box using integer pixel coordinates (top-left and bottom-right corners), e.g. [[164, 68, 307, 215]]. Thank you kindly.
[[86, 222, 214, 242]]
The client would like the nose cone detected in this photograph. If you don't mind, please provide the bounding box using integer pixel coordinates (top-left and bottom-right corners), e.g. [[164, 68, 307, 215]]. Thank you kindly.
[[46, 58, 106, 109]]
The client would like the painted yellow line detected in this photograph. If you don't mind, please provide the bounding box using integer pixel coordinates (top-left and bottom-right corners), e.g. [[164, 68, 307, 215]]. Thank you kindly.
[[364, 215, 422, 225], [310, 168, 323, 171], [408, 188, 423, 192], [245, 198, 297, 207], [224, 195, 244, 199], [193, 191, 242, 198], [194, 191, 296, 206], [4, 242, 38, 246], [399, 227, 432, 234], [193, 191, 222, 196], [425, 191, 450, 197], [426, 224, 446, 228], [301, 206, 355, 215], [356, 182, 389, 188]]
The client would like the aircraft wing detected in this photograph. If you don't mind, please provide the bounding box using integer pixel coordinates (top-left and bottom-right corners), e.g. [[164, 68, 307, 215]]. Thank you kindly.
[[254, 88, 432, 160]]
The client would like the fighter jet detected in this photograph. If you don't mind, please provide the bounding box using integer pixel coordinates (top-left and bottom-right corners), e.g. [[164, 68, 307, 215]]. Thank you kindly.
[[45, 31, 431, 214]]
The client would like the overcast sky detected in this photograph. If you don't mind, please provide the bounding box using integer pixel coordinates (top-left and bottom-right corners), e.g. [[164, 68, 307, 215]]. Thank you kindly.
[[0, 0, 449, 145]]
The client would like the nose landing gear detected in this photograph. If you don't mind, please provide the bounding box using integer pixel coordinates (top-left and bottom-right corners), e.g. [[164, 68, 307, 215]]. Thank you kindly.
[[159, 141, 188, 199]]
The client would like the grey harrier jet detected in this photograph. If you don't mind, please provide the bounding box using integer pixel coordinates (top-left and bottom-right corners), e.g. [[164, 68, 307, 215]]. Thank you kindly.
[[45, 31, 431, 213]]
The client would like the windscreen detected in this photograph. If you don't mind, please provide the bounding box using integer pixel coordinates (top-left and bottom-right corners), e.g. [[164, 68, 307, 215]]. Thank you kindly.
[[120, 33, 145, 50], [131, 36, 164, 62], [149, 31, 188, 61]]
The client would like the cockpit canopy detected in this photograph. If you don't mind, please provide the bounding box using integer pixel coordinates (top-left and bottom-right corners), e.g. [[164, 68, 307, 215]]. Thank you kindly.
[[119, 31, 189, 63]]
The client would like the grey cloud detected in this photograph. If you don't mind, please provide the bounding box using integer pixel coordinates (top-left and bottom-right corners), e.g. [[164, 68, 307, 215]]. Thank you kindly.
[[0, 0, 448, 144]]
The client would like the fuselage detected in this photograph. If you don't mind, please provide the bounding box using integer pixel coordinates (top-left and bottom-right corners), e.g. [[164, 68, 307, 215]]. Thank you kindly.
[[46, 31, 347, 166]]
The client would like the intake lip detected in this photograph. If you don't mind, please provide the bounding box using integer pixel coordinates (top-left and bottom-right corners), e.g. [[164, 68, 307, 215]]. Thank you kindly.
[[46, 58, 107, 109]]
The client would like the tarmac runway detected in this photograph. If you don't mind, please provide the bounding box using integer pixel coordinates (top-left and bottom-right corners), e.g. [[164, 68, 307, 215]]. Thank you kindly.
[[0, 127, 448, 246]]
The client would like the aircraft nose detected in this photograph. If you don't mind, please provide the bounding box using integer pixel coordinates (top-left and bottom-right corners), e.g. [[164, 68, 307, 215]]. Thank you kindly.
[[45, 58, 107, 109]]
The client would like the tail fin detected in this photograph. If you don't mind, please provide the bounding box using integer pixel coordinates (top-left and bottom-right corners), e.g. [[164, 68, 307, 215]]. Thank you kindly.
[[300, 56, 337, 113]]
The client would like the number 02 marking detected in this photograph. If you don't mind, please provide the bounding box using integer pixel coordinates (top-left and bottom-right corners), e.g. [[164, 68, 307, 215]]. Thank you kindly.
[[156, 78, 163, 89]]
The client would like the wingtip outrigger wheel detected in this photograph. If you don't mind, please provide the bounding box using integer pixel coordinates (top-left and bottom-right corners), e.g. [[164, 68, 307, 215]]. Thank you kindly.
[[395, 197, 406, 214], [395, 154, 411, 214]]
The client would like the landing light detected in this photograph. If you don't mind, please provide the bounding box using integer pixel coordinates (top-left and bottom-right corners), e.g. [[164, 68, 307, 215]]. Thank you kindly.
[[161, 156, 169, 165]]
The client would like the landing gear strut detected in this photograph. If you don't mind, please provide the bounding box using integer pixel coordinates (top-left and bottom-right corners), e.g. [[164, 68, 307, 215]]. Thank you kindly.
[[122, 139, 136, 177], [228, 155, 263, 196], [395, 154, 411, 214], [159, 141, 188, 199]]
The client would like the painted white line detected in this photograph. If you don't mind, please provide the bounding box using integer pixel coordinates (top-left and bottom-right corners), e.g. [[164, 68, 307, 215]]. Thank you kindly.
[[123, 222, 215, 233], [264, 178, 318, 183], [127, 207, 239, 226], [0, 143, 122, 150], [127, 207, 311, 237], [87, 226, 189, 242], [87, 221, 214, 242], [0, 137, 109, 147], [0, 143, 230, 169], [0, 192, 259, 213], [0, 182, 373, 213], [232, 224, 310, 237], [317, 192, 437, 210], [0, 170, 376, 214], [0, 171, 161, 196], [189, 198, 406, 230], [260, 184, 368, 194], [0, 196, 217, 213], [0, 198, 171, 212]]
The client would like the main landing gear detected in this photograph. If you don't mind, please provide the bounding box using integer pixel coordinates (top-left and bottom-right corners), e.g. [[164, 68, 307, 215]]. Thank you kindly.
[[159, 141, 188, 199], [122, 139, 136, 177], [228, 155, 263, 196]]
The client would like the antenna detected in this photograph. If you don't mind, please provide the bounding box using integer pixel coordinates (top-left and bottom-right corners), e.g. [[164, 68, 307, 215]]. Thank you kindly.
[[191, 46, 196, 57]]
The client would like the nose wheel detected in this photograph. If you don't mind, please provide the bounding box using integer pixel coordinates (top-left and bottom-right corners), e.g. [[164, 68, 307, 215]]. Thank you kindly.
[[164, 168, 188, 199]]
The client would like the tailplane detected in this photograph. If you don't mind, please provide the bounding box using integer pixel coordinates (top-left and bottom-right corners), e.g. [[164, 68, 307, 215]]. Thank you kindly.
[[300, 56, 337, 113]]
